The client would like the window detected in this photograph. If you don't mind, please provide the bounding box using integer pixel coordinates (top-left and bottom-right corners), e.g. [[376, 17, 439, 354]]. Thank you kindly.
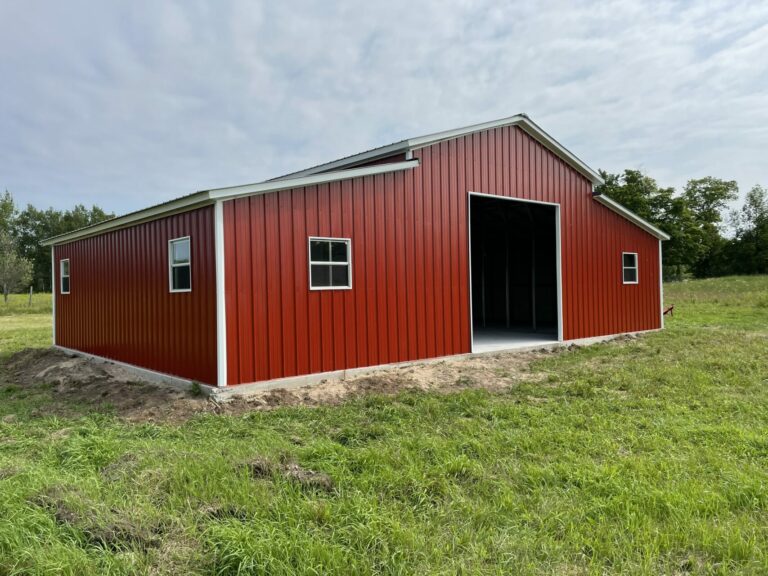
[[308, 237, 351, 289], [169, 237, 191, 292], [60, 259, 70, 294], [622, 252, 638, 284]]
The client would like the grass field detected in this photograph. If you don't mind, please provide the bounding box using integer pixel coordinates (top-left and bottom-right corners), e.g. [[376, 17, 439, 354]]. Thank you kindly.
[[1, 278, 767, 575]]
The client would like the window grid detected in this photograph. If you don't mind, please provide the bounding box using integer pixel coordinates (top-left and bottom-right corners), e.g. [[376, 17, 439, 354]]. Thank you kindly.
[[60, 259, 70, 294], [622, 252, 638, 284], [308, 237, 352, 290], [169, 236, 192, 293]]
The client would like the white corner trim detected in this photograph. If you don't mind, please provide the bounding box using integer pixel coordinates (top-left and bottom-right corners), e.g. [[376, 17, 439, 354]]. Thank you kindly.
[[659, 240, 664, 329], [594, 195, 671, 241], [51, 246, 56, 345], [214, 200, 227, 388], [555, 204, 564, 342]]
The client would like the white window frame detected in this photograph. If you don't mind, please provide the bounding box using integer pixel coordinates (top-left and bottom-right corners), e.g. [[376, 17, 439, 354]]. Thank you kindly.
[[60, 258, 70, 295], [169, 236, 192, 293], [308, 236, 352, 291], [622, 252, 639, 285]]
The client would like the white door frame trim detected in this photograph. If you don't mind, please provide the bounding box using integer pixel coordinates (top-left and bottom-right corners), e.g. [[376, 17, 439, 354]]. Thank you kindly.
[[467, 191, 563, 353]]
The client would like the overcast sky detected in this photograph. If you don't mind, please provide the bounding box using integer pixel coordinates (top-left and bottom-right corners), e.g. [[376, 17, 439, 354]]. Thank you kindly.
[[1, 1, 767, 215]]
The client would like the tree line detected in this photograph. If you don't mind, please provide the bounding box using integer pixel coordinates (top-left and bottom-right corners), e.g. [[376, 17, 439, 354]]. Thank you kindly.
[[596, 171, 768, 279], [0, 171, 766, 297], [0, 191, 112, 298]]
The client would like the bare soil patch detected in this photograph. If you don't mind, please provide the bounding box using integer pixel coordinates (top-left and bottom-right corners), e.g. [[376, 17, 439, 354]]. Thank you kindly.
[[3, 348, 212, 422], [2, 345, 562, 423], [31, 485, 162, 552], [244, 456, 335, 492]]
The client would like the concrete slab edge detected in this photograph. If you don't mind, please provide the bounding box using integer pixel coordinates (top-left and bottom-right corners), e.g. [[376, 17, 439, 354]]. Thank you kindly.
[[211, 328, 661, 401]]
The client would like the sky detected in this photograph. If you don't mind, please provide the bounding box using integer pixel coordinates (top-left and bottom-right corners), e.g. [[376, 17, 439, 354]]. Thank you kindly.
[[1, 0, 767, 215]]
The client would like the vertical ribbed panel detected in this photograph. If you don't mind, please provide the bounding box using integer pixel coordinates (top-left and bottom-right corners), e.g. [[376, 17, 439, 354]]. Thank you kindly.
[[224, 125, 661, 385], [54, 206, 217, 385]]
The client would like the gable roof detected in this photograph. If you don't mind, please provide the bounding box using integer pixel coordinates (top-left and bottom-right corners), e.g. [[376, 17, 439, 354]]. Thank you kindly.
[[42, 114, 669, 245], [270, 113, 604, 186]]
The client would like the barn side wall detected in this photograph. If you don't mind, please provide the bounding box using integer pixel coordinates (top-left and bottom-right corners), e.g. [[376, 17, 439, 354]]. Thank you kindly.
[[54, 206, 217, 385], [223, 125, 661, 385]]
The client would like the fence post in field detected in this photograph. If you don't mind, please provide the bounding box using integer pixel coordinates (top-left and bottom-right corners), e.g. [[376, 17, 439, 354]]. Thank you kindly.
[[29, 285, 33, 307]]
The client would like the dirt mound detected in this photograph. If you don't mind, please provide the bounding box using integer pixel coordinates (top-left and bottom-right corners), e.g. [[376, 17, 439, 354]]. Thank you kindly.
[[31, 485, 162, 552], [245, 457, 334, 492], [1, 345, 559, 423], [3, 348, 212, 422]]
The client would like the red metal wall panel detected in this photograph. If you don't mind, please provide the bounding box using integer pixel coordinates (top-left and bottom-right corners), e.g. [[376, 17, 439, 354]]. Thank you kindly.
[[224, 125, 662, 385], [54, 206, 217, 385]]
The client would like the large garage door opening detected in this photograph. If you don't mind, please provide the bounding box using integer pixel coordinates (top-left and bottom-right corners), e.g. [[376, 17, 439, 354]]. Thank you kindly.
[[470, 194, 560, 352]]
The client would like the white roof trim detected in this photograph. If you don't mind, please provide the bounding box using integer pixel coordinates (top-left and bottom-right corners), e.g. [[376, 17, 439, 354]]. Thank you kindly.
[[269, 141, 409, 181], [594, 194, 671, 241], [206, 160, 418, 200], [272, 114, 604, 186], [42, 160, 420, 246]]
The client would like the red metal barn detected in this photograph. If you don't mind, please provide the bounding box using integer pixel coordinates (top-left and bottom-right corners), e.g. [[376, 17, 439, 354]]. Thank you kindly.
[[44, 115, 669, 390]]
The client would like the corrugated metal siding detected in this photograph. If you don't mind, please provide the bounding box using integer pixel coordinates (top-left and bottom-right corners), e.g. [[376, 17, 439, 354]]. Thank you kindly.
[[224, 125, 661, 384], [54, 206, 217, 384]]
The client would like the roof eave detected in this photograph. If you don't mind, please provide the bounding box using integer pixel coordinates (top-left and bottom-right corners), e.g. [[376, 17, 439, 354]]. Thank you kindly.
[[593, 194, 671, 241], [405, 114, 604, 186], [41, 160, 421, 246]]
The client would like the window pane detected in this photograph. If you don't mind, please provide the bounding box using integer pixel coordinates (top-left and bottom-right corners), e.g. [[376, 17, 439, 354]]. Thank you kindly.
[[310, 240, 329, 262], [330, 241, 348, 262], [311, 264, 331, 287], [623, 253, 636, 268], [623, 268, 637, 283], [61, 260, 69, 276], [172, 265, 191, 290], [331, 265, 349, 287], [61, 277, 70, 293], [172, 239, 190, 264]]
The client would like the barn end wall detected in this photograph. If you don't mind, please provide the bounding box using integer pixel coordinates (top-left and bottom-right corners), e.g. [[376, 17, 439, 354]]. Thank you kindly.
[[223, 125, 661, 385], [53, 206, 217, 385]]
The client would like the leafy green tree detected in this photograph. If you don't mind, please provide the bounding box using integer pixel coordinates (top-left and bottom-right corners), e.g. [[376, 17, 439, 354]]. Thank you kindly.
[[13, 203, 114, 291], [0, 191, 16, 234], [0, 231, 32, 302], [683, 177, 739, 277], [596, 170, 691, 278], [727, 185, 768, 274]]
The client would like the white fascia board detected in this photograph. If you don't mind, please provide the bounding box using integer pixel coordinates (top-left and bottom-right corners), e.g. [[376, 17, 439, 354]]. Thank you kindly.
[[41, 160, 420, 247], [271, 115, 604, 187], [41, 193, 213, 246], [407, 114, 604, 186], [406, 114, 527, 148], [206, 160, 420, 200], [269, 141, 409, 181], [594, 194, 671, 241]]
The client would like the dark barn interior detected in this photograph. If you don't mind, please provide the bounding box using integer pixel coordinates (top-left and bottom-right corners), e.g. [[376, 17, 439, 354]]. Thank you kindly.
[[470, 195, 558, 347]]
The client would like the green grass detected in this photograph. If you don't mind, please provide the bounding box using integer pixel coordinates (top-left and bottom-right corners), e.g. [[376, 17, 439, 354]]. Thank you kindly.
[[0, 293, 52, 317], [0, 294, 51, 359], [1, 278, 767, 575]]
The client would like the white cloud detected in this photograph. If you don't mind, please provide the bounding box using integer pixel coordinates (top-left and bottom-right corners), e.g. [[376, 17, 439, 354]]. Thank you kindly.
[[1, 0, 766, 213]]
